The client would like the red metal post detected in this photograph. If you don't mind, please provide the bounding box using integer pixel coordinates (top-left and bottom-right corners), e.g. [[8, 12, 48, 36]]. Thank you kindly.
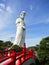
[[11, 50, 16, 65], [22, 46, 26, 61], [16, 58, 21, 65]]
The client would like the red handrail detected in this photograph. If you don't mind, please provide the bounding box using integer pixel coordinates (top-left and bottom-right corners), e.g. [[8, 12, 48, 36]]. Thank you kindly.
[[0, 46, 36, 65]]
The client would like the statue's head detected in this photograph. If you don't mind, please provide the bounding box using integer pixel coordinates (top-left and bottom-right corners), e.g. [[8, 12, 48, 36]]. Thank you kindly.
[[20, 11, 26, 19]]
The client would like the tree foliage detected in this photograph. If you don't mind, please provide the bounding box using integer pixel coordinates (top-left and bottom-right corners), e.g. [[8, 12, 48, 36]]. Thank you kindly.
[[27, 46, 38, 51], [0, 40, 12, 50], [37, 36, 49, 65], [10, 45, 22, 52], [0, 40, 22, 52]]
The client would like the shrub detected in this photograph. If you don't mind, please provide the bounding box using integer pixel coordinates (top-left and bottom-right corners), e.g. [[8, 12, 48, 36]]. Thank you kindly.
[[10, 45, 22, 52]]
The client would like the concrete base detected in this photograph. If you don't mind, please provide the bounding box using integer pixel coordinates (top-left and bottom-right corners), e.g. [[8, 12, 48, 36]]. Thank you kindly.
[[22, 58, 36, 65]]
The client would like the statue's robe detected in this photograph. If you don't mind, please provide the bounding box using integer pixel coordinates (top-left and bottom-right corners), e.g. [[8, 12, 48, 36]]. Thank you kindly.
[[14, 18, 26, 47]]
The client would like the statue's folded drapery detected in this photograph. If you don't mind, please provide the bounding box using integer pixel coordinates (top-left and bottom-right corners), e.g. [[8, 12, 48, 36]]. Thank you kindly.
[[14, 11, 26, 47]]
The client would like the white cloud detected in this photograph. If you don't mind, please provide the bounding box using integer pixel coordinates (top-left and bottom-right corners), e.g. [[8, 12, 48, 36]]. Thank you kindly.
[[30, 5, 33, 11], [0, 21, 5, 30], [6, 6, 13, 13], [46, 18, 49, 23], [0, 3, 13, 30], [0, 19, 6, 30], [25, 37, 42, 47], [0, 3, 5, 9], [0, 32, 15, 42], [0, 3, 13, 14], [3, 0, 6, 1], [0, 12, 13, 30], [0, 9, 3, 13], [28, 17, 49, 26], [38, 18, 49, 24], [3, 0, 8, 2], [26, 35, 49, 47], [0, 3, 5, 13]]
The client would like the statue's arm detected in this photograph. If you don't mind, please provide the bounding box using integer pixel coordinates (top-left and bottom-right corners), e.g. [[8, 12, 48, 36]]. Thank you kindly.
[[22, 23, 26, 30], [16, 18, 20, 24]]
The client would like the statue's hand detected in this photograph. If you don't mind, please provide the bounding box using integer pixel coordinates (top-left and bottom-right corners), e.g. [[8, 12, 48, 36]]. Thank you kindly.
[[22, 27, 25, 30]]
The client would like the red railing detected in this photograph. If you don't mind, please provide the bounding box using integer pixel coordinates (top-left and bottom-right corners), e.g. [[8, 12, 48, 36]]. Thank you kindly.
[[0, 46, 36, 65]]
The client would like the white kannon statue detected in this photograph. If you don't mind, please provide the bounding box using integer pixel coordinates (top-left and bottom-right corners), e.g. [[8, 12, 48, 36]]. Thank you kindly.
[[14, 11, 26, 47]]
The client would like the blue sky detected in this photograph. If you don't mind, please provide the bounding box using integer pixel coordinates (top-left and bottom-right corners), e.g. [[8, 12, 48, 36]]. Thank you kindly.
[[0, 0, 49, 47]]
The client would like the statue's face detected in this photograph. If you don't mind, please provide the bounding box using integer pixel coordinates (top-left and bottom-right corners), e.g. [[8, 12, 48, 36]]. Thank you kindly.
[[20, 12, 26, 19]]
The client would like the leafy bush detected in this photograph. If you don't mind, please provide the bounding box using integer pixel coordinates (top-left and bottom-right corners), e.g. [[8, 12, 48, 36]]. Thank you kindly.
[[37, 36, 49, 65], [30, 63, 35, 65], [0, 40, 13, 50], [10, 45, 22, 52]]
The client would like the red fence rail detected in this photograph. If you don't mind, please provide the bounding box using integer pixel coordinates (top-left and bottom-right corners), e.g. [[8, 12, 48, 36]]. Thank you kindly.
[[0, 46, 36, 65]]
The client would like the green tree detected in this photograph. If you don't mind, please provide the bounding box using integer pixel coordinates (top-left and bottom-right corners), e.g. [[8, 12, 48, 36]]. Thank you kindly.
[[37, 36, 49, 65], [0, 40, 4, 46], [27, 46, 38, 51], [10, 45, 22, 52], [0, 40, 5, 50], [4, 41, 12, 47], [0, 40, 12, 50]]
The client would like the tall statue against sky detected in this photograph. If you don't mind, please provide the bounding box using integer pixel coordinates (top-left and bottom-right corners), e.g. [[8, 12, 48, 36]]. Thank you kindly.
[[14, 11, 26, 47]]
